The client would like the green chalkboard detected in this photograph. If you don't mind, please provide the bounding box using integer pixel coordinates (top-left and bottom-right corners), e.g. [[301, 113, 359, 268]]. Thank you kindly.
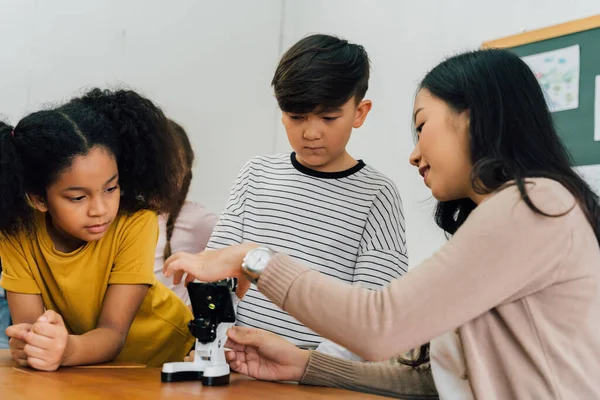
[[508, 28, 600, 167]]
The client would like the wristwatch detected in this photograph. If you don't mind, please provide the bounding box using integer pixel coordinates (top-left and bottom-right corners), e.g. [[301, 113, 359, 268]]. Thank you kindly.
[[241, 246, 275, 284]]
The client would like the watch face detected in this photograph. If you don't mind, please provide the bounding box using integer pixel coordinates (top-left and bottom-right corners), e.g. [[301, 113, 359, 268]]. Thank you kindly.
[[246, 247, 272, 271]]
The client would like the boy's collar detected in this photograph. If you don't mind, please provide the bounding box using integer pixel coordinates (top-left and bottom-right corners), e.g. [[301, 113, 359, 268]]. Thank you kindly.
[[290, 152, 365, 179]]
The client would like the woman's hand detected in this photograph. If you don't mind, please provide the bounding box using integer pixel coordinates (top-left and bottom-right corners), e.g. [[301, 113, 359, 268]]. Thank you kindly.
[[224, 326, 310, 382], [163, 243, 260, 298]]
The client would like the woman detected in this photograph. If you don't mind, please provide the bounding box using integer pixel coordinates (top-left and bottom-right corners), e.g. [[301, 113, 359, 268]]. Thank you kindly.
[[164, 49, 600, 398]]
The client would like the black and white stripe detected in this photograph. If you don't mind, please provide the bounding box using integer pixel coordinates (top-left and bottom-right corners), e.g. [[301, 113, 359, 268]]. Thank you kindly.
[[207, 153, 407, 348]]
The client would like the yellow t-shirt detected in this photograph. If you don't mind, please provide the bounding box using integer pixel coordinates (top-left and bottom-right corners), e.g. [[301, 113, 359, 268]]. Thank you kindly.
[[0, 210, 194, 367]]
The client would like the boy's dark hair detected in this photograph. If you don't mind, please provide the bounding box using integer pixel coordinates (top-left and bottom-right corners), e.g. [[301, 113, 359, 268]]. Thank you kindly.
[[0, 88, 182, 237], [163, 119, 195, 261], [271, 34, 370, 113]]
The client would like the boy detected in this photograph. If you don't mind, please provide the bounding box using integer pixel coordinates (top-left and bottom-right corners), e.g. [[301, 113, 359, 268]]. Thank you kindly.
[[207, 34, 407, 358]]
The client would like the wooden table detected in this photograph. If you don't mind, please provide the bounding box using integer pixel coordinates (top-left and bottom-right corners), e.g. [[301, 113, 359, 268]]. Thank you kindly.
[[0, 350, 387, 399]]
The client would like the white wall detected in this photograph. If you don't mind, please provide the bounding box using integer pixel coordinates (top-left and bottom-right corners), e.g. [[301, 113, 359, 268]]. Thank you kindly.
[[2, 1, 598, 266], [0, 0, 283, 214], [278, 0, 600, 267]]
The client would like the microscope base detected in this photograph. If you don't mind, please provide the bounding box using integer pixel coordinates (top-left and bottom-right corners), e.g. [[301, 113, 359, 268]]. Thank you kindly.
[[161, 361, 230, 386]]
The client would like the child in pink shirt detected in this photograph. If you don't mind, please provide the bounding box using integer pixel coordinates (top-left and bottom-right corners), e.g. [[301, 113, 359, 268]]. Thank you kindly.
[[153, 121, 217, 304]]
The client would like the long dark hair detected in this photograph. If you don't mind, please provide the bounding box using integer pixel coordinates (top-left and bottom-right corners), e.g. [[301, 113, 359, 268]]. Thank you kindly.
[[163, 120, 195, 261], [0, 88, 181, 237], [400, 48, 600, 369], [420, 49, 600, 243]]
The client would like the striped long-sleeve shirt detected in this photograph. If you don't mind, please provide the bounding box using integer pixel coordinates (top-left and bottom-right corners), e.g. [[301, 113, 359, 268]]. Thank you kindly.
[[207, 152, 407, 348]]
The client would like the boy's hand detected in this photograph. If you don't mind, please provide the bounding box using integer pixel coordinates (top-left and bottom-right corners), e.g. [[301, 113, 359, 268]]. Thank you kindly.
[[163, 243, 259, 298], [6, 323, 32, 367], [23, 310, 69, 371]]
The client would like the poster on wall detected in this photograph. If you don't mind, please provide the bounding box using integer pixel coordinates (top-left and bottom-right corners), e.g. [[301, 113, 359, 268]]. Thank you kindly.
[[578, 77, 600, 194], [522, 45, 580, 113], [576, 164, 600, 196]]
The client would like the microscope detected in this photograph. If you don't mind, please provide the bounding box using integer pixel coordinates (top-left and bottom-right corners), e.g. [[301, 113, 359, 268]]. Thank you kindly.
[[161, 279, 238, 386]]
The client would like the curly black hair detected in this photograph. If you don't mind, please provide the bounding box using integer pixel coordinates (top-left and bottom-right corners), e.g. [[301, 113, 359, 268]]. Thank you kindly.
[[0, 88, 182, 237]]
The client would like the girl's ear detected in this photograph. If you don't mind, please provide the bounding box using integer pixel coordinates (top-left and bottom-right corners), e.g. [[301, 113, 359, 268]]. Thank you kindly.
[[28, 194, 48, 212]]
